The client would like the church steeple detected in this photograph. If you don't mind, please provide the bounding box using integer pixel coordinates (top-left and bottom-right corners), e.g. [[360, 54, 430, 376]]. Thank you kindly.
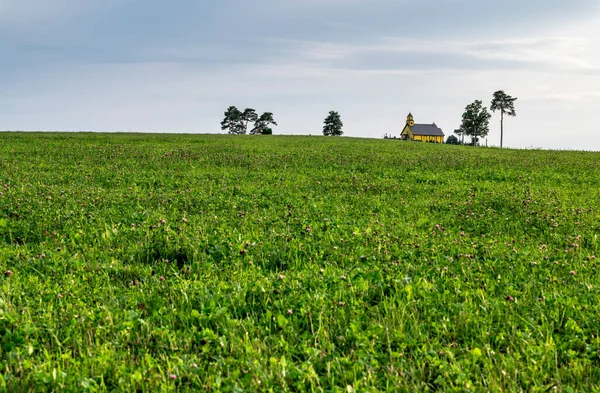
[[406, 113, 415, 127]]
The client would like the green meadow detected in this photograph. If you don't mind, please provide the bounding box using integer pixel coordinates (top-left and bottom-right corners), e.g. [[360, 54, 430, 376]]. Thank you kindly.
[[1, 133, 600, 392]]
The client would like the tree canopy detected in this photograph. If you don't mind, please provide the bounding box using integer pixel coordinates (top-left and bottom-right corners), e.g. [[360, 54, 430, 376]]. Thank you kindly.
[[241, 109, 259, 133], [459, 100, 491, 146], [323, 111, 343, 136], [220, 106, 244, 134], [446, 135, 459, 145], [251, 112, 278, 135]]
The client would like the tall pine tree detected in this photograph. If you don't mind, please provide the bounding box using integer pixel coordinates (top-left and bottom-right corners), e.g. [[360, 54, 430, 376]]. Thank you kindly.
[[490, 90, 517, 149]]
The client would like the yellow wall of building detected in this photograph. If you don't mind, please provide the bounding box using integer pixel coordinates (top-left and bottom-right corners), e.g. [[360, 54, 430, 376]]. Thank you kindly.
[[414, 135, 442, 143], [408, 133, 444, 143]]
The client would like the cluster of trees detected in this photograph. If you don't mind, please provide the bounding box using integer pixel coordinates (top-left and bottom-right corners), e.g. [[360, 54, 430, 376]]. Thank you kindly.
[[220, 107, 346, 137], [449, 90, 517, 147], [221, 106, 277, 135]]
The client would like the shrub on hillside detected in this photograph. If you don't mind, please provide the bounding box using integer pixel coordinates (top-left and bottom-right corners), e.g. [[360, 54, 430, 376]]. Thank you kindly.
[[446, 135, 460, 144]]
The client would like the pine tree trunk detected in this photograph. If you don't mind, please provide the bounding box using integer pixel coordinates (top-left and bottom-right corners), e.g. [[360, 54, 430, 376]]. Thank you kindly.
[[500, 110, 504, 149]]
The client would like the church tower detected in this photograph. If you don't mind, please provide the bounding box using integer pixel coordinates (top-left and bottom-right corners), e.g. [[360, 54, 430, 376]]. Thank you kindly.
[[406, 113, 415, 127]]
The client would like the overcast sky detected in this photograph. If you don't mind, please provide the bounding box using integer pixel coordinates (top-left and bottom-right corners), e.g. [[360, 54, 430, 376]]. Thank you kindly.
[[1, 0, 599, 149]]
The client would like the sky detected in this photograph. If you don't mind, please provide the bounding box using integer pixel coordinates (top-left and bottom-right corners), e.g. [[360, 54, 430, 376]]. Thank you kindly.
[[1, 0, 599, 150]]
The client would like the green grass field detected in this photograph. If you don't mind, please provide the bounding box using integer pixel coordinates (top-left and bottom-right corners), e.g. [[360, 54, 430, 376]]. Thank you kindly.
[[1, 133, 600, 392]]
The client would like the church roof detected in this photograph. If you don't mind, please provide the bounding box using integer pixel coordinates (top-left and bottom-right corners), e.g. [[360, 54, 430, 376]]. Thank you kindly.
[[409, 123, 445, 136]]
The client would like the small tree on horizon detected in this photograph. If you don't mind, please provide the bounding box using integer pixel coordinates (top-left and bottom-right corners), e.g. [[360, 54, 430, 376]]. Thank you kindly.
[[221, 106, 245, 134], [251, 112, 278, 135], [323, 111, 343, 136], [490, 90, 517, 149], [446, 135, 459, 145], [459, 100, 491, 146], [241, 108, 259, 134]]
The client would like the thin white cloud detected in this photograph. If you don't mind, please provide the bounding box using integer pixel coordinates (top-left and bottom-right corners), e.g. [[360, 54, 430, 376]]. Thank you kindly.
[[286, 35, 598, 73], [532, 91, 600, 102]]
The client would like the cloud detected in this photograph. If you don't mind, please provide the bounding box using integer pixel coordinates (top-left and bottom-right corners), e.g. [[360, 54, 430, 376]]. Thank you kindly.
[[288, 36, 598, 74], [230, 0, 599, 41], [2, 0, 597, 75]]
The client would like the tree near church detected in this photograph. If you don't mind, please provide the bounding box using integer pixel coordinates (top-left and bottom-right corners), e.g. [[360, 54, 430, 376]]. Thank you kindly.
[[251, 112, 278, 135], [445, 135, 459, 145], [459, 100, 491, 146], [323, 111, 343, 136], [453, 127, 466, 144], [490, 90, 517, 149]]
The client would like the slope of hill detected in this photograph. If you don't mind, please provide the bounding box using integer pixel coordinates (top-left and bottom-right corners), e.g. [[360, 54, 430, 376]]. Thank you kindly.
[[1, 133, 599, 391]]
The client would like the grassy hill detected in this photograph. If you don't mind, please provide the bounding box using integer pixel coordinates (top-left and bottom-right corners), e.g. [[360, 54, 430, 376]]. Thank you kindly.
[[1, 133, 600, 392]]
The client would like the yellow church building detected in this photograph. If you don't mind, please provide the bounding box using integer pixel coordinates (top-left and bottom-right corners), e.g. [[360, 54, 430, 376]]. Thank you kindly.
[[400, 113, 445, 143]]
